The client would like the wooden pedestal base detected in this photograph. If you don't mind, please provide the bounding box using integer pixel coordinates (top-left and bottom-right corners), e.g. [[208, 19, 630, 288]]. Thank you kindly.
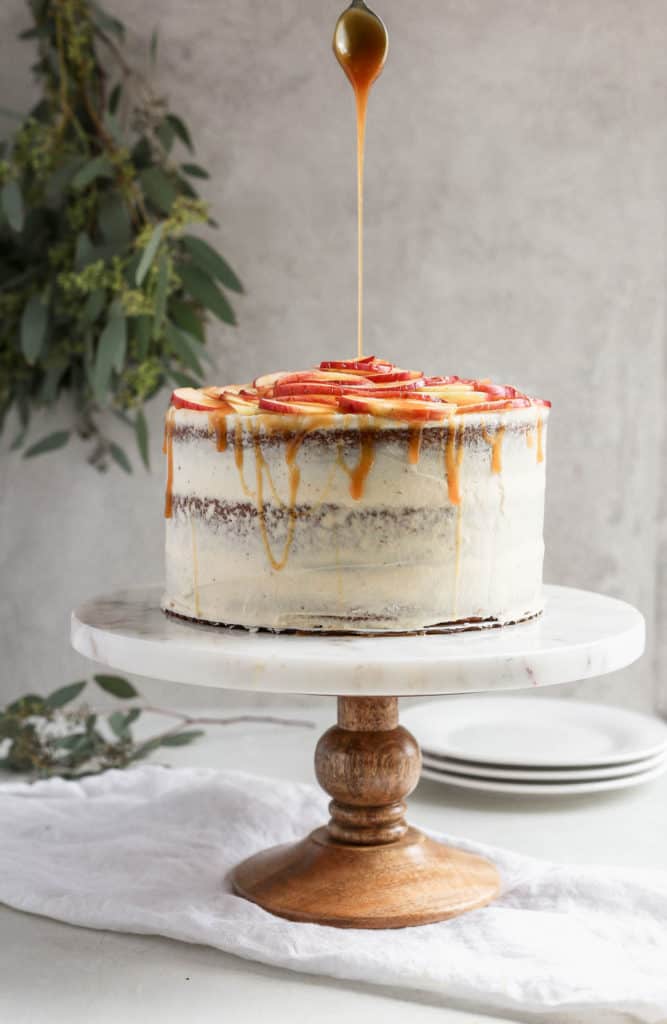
[[231, 697, 500, 929]]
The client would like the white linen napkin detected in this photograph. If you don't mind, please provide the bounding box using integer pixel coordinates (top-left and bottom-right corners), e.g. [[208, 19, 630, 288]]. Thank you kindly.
[[0, 764, 666, 1022]]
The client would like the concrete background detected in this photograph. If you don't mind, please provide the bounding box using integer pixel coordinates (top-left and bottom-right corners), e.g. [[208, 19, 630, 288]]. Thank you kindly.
[[0, 0, 665, 711]]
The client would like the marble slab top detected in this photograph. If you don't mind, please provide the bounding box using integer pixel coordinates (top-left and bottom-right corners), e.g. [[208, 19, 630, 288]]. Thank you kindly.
[[70, 585, 645, 696]]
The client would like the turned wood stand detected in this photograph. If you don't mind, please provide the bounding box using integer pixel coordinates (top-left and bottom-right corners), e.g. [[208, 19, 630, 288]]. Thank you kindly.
[[232, 696, 500, 927], [71, 585, 646, 931]]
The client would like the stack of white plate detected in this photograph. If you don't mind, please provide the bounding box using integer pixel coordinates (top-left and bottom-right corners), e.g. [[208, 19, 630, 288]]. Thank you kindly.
[[403, 697, 667, 796]]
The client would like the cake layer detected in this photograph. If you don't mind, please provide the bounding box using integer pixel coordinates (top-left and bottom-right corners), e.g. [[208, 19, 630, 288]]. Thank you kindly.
[[163, 407, 548, 632]]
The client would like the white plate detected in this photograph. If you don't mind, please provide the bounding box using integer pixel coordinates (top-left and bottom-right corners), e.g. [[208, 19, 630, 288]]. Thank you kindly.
[[421, 751, 667, 782], [403, 697, 667, 769], [420, 759, 667, 796]]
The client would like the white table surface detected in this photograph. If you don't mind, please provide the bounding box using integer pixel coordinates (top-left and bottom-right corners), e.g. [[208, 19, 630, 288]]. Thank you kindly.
[[2, 699, 666, 1024]]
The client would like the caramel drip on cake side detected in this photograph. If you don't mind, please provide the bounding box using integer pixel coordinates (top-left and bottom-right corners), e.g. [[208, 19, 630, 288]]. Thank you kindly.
[[337, 425, 377, 500], [445, 418, 464, 505], [407, 424, 423, 465], [251, 423, 305, 572], [482, 424, 505, 475], [536, 415, 544, 464], [209, 411, 228, 452], [234, 421, 257, 500], [163, 407, 176, 519], [526, 425, 535, 449]]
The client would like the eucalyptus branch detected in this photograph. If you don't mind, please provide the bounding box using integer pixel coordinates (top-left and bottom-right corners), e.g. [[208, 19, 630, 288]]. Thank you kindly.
[[0, 0, 243, 471], [0, 676, 305, 781]]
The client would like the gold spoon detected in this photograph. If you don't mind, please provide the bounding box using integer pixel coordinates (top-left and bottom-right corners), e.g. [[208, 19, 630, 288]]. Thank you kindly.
[[332, 1, 388, 360]]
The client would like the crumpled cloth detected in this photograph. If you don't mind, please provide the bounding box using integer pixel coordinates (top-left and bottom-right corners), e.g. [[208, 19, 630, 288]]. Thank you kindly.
[[0, 765, 666, 1022]]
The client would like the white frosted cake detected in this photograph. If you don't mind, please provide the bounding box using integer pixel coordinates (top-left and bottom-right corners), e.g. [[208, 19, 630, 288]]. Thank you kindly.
[[162, 356, 549, 633]]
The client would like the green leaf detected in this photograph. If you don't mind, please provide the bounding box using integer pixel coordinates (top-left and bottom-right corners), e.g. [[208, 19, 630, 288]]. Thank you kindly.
[[20, 293, 48, 364], [181, 163, 209, 180], [170, 298, 204, 342], [108, 82, 123, 115], [90, 2, 125, 40], [153, 250, 169, 338], [75, 232, 96, 269], [165, 321, 203, 376], [92, 307, 126, 404], [6, 694, 47, 715], [155, 119, 174, 154], [135, 222, 165, 286], [149, 28, 159, 64], [94, 674, 138, 699], [134, 316, 152, 359], [178, 264, 237, 325], [109, 442, 132, 473], [24, 431, 70, 458], [82, 289, 105, 325], [72, 155, 114, 191], [168, 369, 200, 388], [108, 707, 140, 738], [140, 167, 177, 214], [46, 681, 87, 709], [160, 729, 204, 747], [98, 192, 132, 246], [182, 236, 243, 294], [135, 408, 149, 469], [166, 113, 193, 153], [2, 179, 24, 232]]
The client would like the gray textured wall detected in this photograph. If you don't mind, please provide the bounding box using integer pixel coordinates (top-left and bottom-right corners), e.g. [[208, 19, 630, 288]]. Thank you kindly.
[[1, 0, 665, 711]]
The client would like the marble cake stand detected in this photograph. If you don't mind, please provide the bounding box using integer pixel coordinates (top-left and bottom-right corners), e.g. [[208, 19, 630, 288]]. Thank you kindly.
[[71, 584, 644, 929]]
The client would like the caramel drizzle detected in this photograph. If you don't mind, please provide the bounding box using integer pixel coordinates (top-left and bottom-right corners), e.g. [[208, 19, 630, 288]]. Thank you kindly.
[[526, 426, 535, 449], [407, 425, 423, 465], [163, 407, 175, 518], [251, 423, 304, 572], [337, 426, 377, 500], [445, 419, 464, 505], [482, 424, 505, 475], [209, 411, 228, 452], [234, 421, 257, 499], [536, 415, 544, 464]]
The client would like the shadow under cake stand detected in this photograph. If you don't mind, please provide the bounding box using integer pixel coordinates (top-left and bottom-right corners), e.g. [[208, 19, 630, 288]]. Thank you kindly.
[[71, 584, 644, 929]]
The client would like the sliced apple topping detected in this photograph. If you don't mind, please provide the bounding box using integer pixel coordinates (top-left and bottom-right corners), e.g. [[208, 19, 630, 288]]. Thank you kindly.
[[171, 359, 549, 421]]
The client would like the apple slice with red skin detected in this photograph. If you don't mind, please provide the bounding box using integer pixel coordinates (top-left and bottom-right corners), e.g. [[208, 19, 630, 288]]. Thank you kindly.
[[370, 377, 425, 392], [223, 390, 260, 414], [171, 388, 230, 411], [253, 371, 290, 391], [273, 380, 373, 397], [366, 369, 423, 384], [277, 369, 372, 386], [319, 356, 393, 372], [259, 396, 337, 415], [339, 394, 454, 421], [456, 398, 534, 414]]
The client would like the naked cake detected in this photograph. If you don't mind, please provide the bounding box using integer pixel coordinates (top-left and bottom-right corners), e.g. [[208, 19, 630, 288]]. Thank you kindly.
[[162, 356, 550, 633]]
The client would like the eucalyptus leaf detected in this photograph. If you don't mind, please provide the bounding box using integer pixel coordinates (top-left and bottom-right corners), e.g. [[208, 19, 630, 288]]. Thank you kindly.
[[2, 179, 24, 232], [160, 730, 204, 747], [92, 308, 126, 404], [20, 293, 48, 363], [170, 298, 204, 342], [82, 289, 105, 325], [182, 236, 244, 294], [24, 430, 70, 458], [109, 441, 132, 472], [178, 263, 237, 324], [108, 82, 122, 114], [135, 408, 149, 469], [181, 163, 209, 180], [155, 118, 174, 154], [134, 316, 152, 359], [98, 191, 131, 246], [46, 681, 87, 709], [140, 166, 177, 214], [165, 321, 203, 376], [135, 222, 164, 285], [94, 675, 138, 698], [153, 249, 169, 338], [71, 154, 114, 190], [166, 113, 193, 153]]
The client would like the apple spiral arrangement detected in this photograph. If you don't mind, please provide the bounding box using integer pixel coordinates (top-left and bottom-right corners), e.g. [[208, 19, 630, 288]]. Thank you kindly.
[[170, 356, 550, 421]]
